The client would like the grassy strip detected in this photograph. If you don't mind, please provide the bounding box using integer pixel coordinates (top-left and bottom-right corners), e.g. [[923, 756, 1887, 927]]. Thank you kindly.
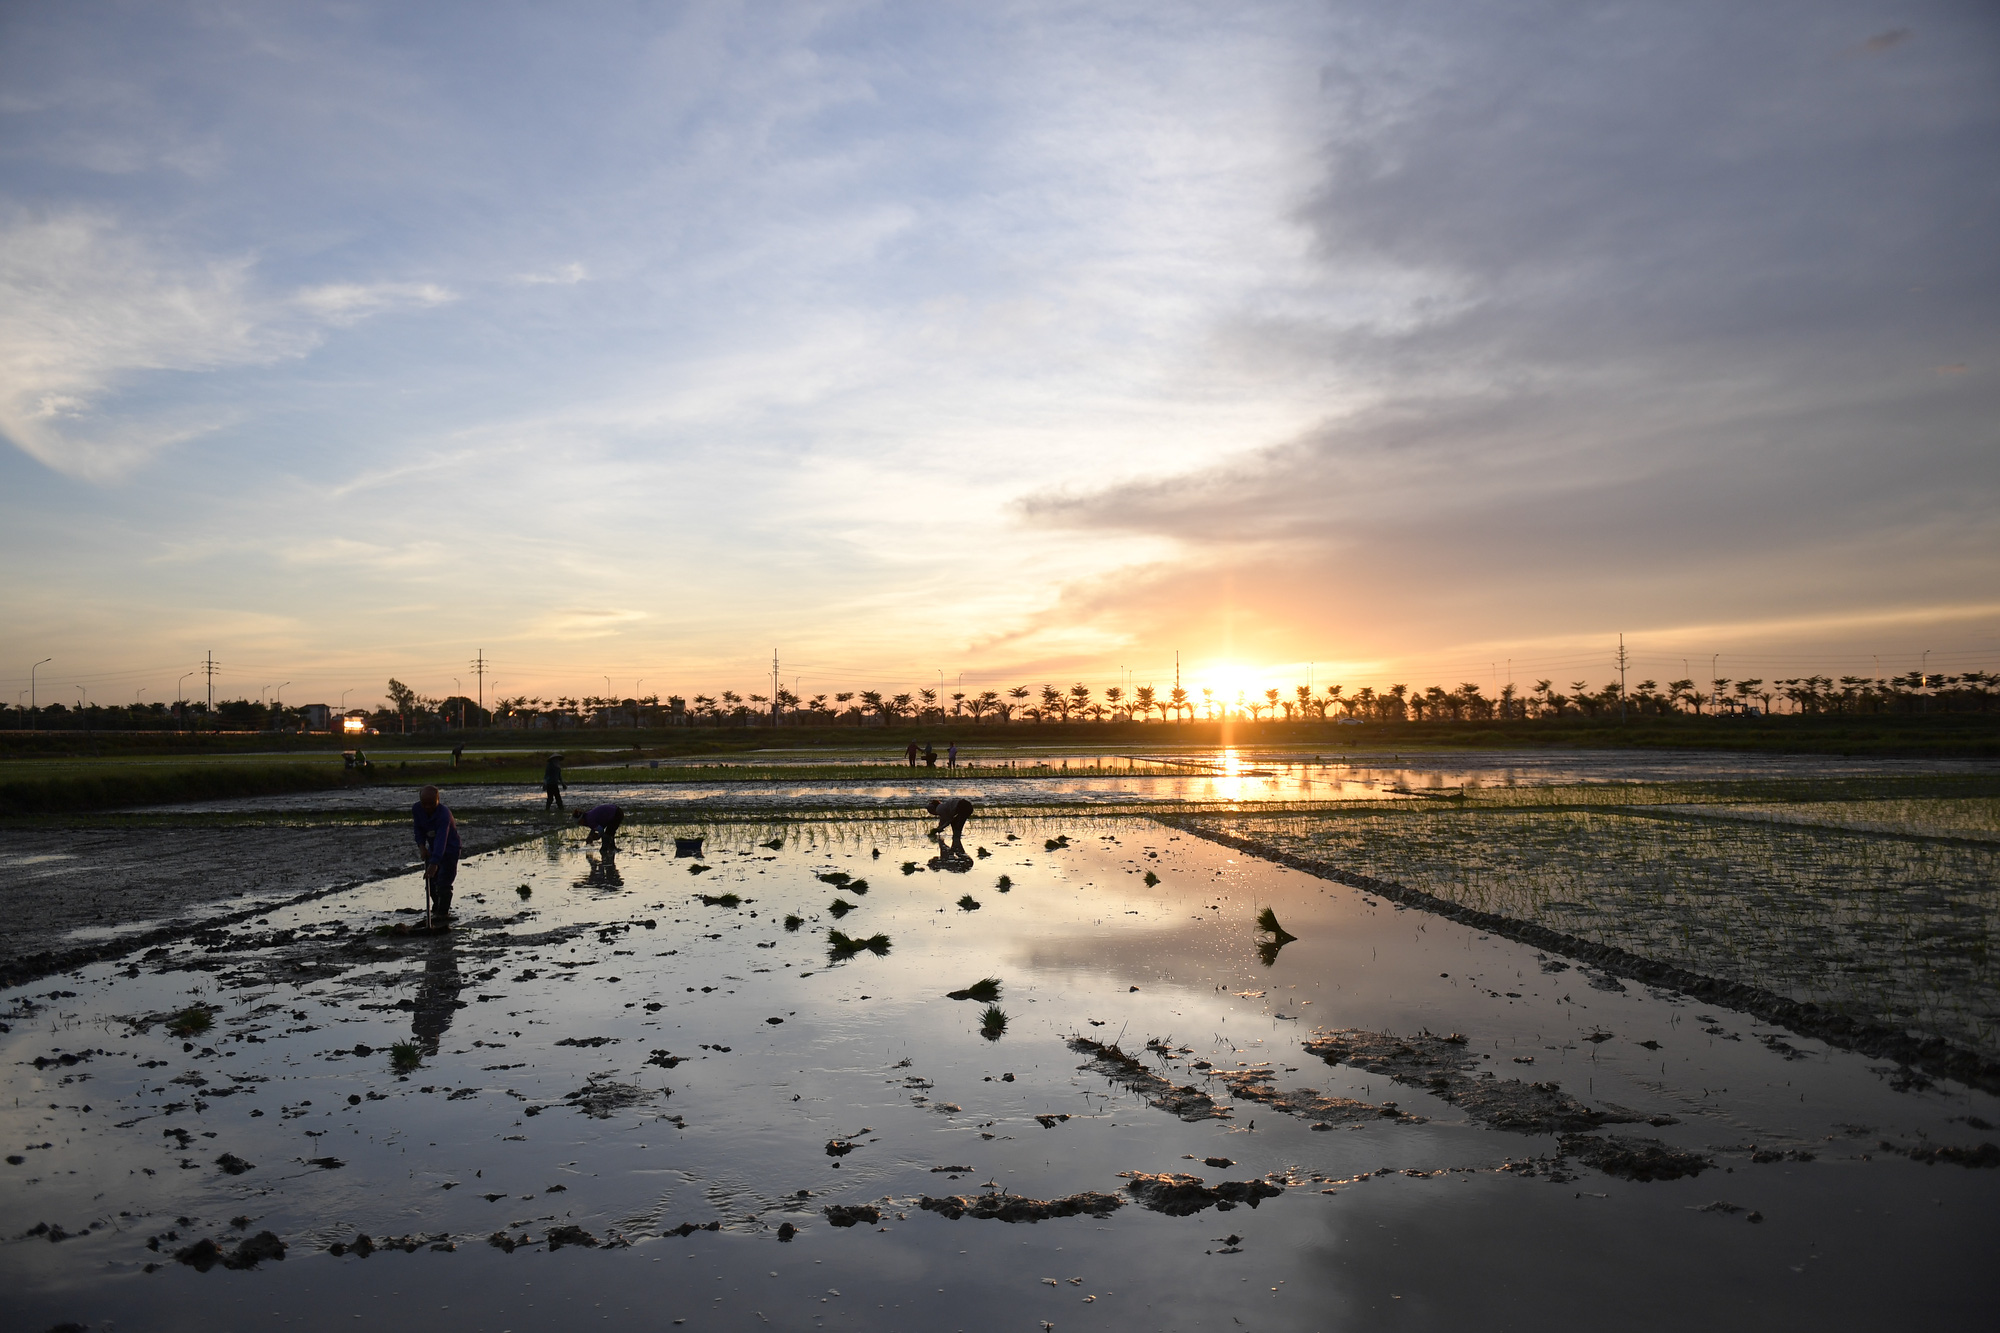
[[0, 761, 357, 816]]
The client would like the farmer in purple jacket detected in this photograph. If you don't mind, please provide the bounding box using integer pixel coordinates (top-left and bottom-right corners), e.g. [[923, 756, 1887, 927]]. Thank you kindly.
[[411, 785, 462, 921], [574, 801, 623, 850]]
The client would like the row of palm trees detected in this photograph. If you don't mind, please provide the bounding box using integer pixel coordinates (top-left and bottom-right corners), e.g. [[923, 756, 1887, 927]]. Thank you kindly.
[[480, 669, 1995, 727]]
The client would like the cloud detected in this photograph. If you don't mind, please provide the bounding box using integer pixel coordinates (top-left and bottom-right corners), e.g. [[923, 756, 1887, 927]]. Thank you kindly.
[[292, 280, 455, 325], [0, 212, 456, 479], [1016, 0, 2000, 664]]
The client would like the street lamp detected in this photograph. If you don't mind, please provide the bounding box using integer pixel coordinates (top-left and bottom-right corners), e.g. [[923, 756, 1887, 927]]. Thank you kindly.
[[30, 658, 51, 726]]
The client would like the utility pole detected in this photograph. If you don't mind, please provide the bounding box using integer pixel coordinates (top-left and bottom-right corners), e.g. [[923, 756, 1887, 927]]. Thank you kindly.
[[471, 650, 488, 712], [1711, 654, 1719, 715], [1617, 634, 1629, 724], [774, 651, 782, 728], [204, 651, 217, 725]]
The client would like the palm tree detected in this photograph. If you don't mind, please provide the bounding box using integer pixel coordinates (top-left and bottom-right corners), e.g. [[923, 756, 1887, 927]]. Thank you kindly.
[[919, 687, 938, 720], [1201, 687, 1215, 719], [1263, 688, 1280, 721], [1041, 684, 1064, 723], [1005, 686, 1030, 723], [1134, 685, 1157, 721], [858, 690, 884, 725], [950, 691, 966, 717], [1105, 686, 1126, 719], [969, 690, 998, 723], [889, 692, 914, 723], [1168, 685, 1189, 723], [1068, 682, 1092, 721]]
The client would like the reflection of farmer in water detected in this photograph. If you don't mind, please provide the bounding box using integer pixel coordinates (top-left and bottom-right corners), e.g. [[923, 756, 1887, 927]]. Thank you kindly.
[[411, 785, 461, 923], [409, 932, 462, 1054], [543, 753, 566, 811], [579, 850, 625, 891], [925, 795, 974, 854], [574, 801, 623, 850]]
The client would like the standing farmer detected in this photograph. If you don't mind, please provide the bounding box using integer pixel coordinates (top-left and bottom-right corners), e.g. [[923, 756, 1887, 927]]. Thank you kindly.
[[412, 785, 462, 923], [543, 753, 567, 811], [905, 740, 919, 768]]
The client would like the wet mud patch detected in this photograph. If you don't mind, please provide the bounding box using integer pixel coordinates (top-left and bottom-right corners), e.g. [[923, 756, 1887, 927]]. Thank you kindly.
[[1118, 1172, 1286, 1216], [560, 1074, 661, 1119], [918, 1190, 1124, 1222], [1212, 1064, 1422, 1127], [1069, 1037, 1231, 1121], [1558, 1135, 1713, 1181], [1304, 1027, 1633, 1134]]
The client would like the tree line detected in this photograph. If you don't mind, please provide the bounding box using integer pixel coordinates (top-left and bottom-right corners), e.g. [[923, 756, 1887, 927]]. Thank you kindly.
[[9, 669, 1993, 732]]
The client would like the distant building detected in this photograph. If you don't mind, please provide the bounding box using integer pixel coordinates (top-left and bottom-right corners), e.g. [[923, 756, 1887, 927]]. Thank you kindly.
[[298, 703, 333, 730]]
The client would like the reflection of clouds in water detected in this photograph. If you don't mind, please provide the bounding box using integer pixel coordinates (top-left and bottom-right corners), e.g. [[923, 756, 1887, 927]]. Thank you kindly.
[[409, 933, 462, 1054]]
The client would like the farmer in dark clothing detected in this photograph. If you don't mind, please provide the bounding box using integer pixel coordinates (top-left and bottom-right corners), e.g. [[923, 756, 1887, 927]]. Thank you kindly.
[[574, 801, 623, 850], [412, 785, 462, 922], [922, 743, 937, 768], [905, 741, 919, 768], [925, 795, 973, 853], [543, 754, 566, 811]]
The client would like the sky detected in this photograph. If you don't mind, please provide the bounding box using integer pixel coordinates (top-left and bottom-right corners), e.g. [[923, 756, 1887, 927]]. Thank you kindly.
[[3, 0, 1997, 711]]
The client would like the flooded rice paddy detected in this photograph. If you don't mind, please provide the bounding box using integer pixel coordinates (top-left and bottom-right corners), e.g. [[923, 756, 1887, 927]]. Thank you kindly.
[[5, 812, 1997, 1331]]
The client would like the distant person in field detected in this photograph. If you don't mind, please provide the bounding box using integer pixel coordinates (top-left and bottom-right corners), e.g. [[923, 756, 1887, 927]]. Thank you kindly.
[[543, 753, 567, 811], [947, 741, 958, 768], [905, 740, 919, 768], [574, 801, 623, 850], [411, 785, 461, 922], [922, 743, 937, 768], [925, 795, 973, 853]]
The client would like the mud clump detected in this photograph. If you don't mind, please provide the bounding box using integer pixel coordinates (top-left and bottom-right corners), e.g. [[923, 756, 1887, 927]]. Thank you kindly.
[[333, 1231, 451, 1255], [1120, 1172, 1285, 1216], [563, 1074, 657, 1118], [1903, 1142, 2000, 1168], [822, 1204, 880, 1227], [664, 1221, 722, 1237], [1071, 1037, 1231, 1122], [919, 1191, 1123, 1222], [1305, 1027, 1628, 1134], [1217, 1067, 1421, 1127], [175, 1230, 287, 1271], [1559, 1135, 1713, 1181], [546, 1225, 599, 1250], [213, 1152, 255, 1175]]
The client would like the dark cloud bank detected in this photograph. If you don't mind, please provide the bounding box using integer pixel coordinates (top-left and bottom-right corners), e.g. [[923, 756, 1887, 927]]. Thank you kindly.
[[1024, 1, 2000, 662]]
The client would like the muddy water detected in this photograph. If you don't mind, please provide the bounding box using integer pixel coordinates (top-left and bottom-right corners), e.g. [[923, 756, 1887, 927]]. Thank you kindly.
[[4, 818, 1996, 1331]]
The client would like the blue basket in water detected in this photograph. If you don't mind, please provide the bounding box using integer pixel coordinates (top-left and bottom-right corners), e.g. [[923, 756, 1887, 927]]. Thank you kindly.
[[675, 837, 704, 858]]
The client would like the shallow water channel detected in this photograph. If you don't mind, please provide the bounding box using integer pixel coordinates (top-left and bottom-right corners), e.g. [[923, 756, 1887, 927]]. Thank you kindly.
[[5, 816, 1996, 1331]]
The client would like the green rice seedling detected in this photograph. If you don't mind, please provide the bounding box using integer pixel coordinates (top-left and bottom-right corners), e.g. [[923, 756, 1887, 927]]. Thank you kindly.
[[827, 929, 892, 960], [1044, 836, 1070, 851], [516, 883, 533, 899], [947, 978, 1002, 1003], [390, 1041, 422, 1073], [698, 892, 742, 908], [847, 879, 869, 894], [901, 861, 919, 875], [976, 847, 990, 858], [164, 1006, 214, 1038], [995, 875, 1012, 892], [688, 863, 712, 875], [1143, 871, 1160, 887], [828, 898, 857, 918], [763, 837, 785, 850], [980, 1006, 1008, 1038], [872, 848, 881, 858], [784, 914, 803, 931], [1255, 907, 1298, 943], [957, 894, 981, 911], [817, 871, 851, 885]]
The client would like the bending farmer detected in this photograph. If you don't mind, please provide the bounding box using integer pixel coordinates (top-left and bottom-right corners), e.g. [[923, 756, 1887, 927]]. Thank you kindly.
[[412, 785, 462, 922], [574, 801, 624, 849], [925, 795, 974, 852]]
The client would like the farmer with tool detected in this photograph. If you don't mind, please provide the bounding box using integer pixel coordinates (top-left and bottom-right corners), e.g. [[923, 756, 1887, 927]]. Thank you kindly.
[[574, 801, 623, 850], [411, 785, 462, 923], [542, 753, 567, 811], [925, 795, 974, 853]]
